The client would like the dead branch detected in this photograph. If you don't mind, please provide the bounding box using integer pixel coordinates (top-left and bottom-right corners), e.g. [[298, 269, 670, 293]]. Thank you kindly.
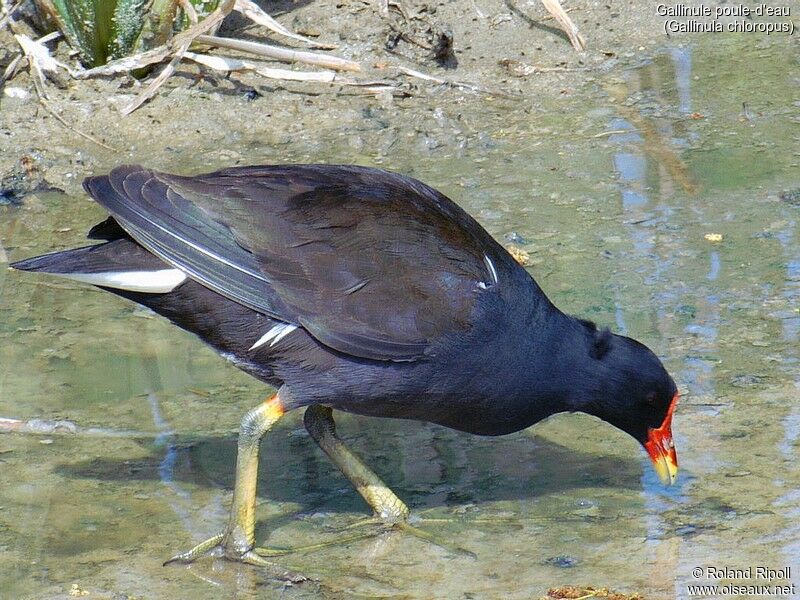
[[119, 0, 236, 114], [396, 65, 519, 98], [184, 50, 337, 82], [12, 32, 118, 150], [540, 0, 585, 51], [0, 0, 21, 30], [177, 0, 198, 24], [196, 34, 361, 72], [0, 416, 153, 439], [234, 0, 336, 49], [0, 52, 24, 85], [54, 0, 358, 112]]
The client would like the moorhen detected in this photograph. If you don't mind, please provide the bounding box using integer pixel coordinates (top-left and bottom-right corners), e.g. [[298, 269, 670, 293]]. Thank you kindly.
[[11, 164, 678, 566]]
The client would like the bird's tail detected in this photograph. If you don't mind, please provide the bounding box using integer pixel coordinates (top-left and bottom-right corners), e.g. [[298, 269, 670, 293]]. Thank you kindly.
[[10, 238, 186, 294]]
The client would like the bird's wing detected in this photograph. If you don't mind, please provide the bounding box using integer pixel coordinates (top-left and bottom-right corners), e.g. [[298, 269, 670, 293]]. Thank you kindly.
[[84, 164, 510, 361]]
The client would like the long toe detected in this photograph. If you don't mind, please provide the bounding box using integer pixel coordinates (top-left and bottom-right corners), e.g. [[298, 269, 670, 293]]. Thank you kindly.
[[332, 514, 476, 558], [394, 521, 476, 559], [164, 533, 285, 567], [163, 533, 225, 565], [252, 529, 379, 557]]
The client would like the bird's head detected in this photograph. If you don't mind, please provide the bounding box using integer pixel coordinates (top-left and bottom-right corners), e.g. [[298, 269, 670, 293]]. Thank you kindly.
[[576, 323, 679, 485]]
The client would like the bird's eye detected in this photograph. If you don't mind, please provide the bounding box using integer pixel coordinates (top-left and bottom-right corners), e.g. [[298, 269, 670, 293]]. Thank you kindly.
[[645, 391, 658, 405]]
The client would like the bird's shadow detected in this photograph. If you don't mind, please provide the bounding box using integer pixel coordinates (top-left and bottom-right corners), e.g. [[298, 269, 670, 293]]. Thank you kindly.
[[55, 417, 644, 520]]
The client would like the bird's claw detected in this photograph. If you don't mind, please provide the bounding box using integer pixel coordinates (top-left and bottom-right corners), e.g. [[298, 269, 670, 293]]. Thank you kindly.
[[164, 533, 281, 567], [395, 520, 477, 559], [164, 533, 225, 565], [336, 515, 476, 558]]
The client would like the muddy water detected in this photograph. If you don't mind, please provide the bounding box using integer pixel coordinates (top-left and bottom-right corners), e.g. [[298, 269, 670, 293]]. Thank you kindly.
[[1, 34, 798, 599]]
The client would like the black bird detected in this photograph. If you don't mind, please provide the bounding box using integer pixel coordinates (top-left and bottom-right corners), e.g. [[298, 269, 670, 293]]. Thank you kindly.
[[11, 164, 678, 566]]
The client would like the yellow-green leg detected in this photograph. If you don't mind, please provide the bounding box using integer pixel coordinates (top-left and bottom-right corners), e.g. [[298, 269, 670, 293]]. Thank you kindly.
[[166, 393, 285, 567], [304, 405, 409, 522], [303, 405, 474, 557]]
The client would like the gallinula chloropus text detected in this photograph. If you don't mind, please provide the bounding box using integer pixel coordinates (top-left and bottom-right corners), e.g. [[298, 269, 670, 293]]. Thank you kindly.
[[12, 164, 678, 565]]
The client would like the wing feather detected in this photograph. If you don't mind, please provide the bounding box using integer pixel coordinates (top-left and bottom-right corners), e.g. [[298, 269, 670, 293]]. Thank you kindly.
[[83, 164, 514, 361]]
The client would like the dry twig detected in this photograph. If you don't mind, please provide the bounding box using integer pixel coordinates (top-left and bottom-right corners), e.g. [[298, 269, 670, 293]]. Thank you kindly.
[[0, 0, 22, 30], [0, 416, 152, 438], [12, 32, 118, 151], [55, 0, 358, 112], [396, 65, 519, 98], [0, 53, 24, 85], [540, 0, 586, 51], [184, 51, 337, 83], [178, 0, 199, 24], [234, 0, 335, 49], [121, 0, 236, 114], [196, 34, 361, 72]]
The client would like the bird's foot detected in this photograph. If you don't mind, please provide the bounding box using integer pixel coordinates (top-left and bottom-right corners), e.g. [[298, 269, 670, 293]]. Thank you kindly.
[[164, 528, 381, 566], [252, 530, 380, 558], [164, 532, 291, 567], [338, 515, 477, 559]]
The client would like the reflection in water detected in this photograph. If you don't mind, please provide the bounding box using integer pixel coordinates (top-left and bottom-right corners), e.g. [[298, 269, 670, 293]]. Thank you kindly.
[[147, 391, 203, 542], [776, 215, 800, 571], [669, 47, 693, 116], [602, 41, 800, 599]]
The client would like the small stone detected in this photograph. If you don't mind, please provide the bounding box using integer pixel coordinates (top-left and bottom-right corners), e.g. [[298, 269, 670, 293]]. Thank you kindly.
[[704, 233, 723, 242], [69, 583, 90, 596], [779, 189, 800, 206], [725, 470, 752, 478], [504, 231, 530, 245], [730, 374, 764, 388], [3, 87, 29, 100], [545, 555, 579, 568]]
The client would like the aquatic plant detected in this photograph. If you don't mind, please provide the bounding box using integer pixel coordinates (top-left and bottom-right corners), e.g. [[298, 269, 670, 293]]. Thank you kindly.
[[32, 0, 220, 67]]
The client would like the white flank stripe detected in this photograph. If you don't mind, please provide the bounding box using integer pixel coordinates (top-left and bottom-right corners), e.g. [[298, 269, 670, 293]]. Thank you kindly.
[[484, 255, 498, 285], [249, 323, 298, 351], [57, 269, 187, 293]]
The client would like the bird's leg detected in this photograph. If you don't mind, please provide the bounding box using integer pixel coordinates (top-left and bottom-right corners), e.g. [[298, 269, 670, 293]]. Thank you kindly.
[[304, 405, 409, 522], [165, 393, 285, 567], [302, 405, 474, 557]]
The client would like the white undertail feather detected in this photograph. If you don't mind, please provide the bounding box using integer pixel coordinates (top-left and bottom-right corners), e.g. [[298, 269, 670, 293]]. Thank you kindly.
[[54, 269, 187, 293], [249, 323, 299, 350]]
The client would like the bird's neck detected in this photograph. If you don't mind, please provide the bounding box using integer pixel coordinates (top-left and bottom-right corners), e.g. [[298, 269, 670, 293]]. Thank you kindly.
[[513, 311, 603, 428]]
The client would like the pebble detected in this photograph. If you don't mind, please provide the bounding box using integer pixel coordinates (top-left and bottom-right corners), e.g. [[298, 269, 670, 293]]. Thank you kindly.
[[504, 231, 530, 245], [545, 555, 579, 568], [3, 87, 29, 100]]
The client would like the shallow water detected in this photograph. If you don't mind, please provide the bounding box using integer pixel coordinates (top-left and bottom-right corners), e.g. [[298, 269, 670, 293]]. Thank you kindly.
[[1, 34, 798, 599]]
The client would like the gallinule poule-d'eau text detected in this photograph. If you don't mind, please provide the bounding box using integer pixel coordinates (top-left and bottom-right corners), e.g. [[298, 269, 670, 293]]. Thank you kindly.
[[12, 164, 678, 566]]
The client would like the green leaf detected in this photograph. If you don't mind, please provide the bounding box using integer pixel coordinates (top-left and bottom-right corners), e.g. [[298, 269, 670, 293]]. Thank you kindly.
[[33, 0, 213, 67], [109, 0, 150, 59]]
